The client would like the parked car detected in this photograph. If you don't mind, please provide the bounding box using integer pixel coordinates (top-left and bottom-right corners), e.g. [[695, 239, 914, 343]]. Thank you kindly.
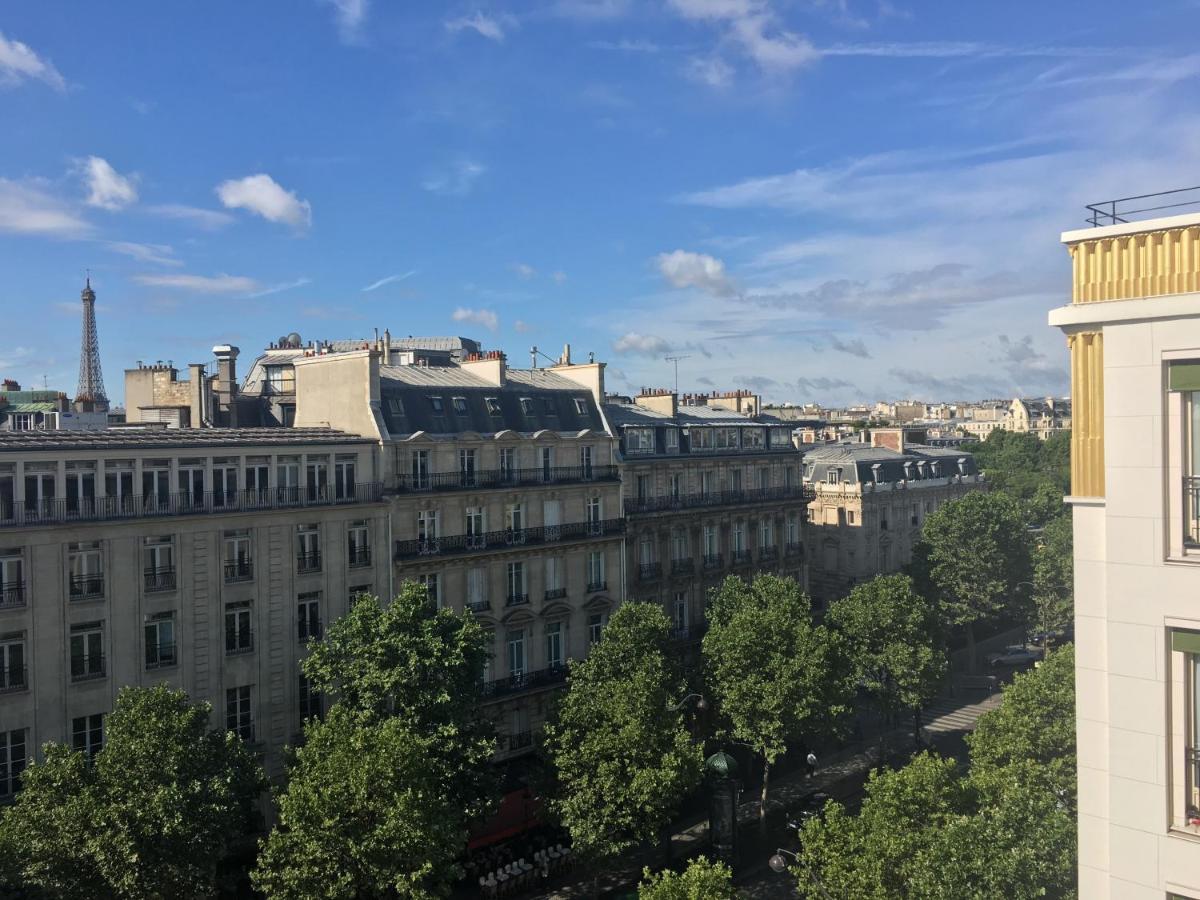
[[988, 645, 1043, 667]]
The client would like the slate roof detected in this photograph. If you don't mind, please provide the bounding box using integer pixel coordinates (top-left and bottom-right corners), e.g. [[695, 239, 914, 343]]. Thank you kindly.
[[379, 367, 608, 438], [802, 442, 978, 484]]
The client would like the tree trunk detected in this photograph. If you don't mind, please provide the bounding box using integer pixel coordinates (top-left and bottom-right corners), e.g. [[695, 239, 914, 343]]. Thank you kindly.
[[759, 757, 771, 823], [912, 706, 923, 748], [965, 620, 978, 674], [660, 821, 673, 866]]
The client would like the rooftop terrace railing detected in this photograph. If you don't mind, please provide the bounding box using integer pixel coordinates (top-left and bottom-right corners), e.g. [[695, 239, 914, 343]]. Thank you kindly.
[[394, 518, 624, 560], [1085, 186, 1200, 227], [0, 482, 384, 529], [624, 485, 812, 515]]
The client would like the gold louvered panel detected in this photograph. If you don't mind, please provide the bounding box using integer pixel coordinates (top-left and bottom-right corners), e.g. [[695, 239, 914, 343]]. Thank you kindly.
[[1070, 225, 1200, 304], [1068, 331, 1104, 497]]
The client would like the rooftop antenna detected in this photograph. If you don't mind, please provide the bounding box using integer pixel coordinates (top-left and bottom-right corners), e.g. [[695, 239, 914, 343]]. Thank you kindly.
[[530, 345, 538, 369], [665, 354, 690, 395]]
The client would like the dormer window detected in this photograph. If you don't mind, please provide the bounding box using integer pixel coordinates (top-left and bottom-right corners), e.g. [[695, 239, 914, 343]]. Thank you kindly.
[[451, 397, 468, 415], [542, 398, 557, 415], [387, 396, 404, 415], [574, 397, 588, 415], [957, 457, 968, 475], [826, 469, 840, 485], [903, 462, 914, 480], [428, 396, 444, 414], [520, 398, 535, 415], [486, 397, 502, 416]]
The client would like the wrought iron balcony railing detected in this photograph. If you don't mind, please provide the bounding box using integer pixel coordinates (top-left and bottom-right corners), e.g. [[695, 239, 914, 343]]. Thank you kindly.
[[544, 587, 567, 601], [395, 518, 624, 560], [670, 558, 694, 576], [784, 541, 803, 557], [625, 485, 812, 515], [225, 628, 255, 656], [638, 562, 662, 581], [298, 619, 323, 643], [71, 654, 106, 682], [0, 483, 384, 529], [0, 664, 27, 693], [467, 599, 491, 613], [69, 574, 105, 600], [587, 579, 607, 593], [759, 545, 779, 561], [145, 643, 177, 670], [1186, 477, 1200, 547], [143, 567, 176, 592], [0, 581, 25, 609], [506, 593, 530, 608], [731, 549, 752, 565], [702, 553, 723, 570], [480, 664, 568, 700], [348, 546, 372, 567], [224, 560, 254, 583], [296, 552, 322, 574], [228, 719, 256, 743], [393, 465, 618, 493]]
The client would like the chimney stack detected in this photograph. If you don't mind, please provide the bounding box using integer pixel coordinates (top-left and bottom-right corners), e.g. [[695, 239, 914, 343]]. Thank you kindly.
[[212, 345, 240, 427]]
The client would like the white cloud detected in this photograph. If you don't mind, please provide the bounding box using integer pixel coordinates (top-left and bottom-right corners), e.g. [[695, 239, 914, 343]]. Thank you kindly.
[[684, 56, 734, 88], [0, 179, 90, 237], [656, 250, 739, 298], [216, 174, 312, 228], [362, 271, 416, 292], [666, 0, 817, 77], [80, 156, 138, 211], [134, 273, 260, 294], [0, 30, 65, 91], [445, 12, 515, 42], [145, 203, 235, 230], [514, 319, 532, 333], [422, 159, 486, 196], [613, 332, 671, 355], [512, 262, 537, 280], [452, 307, 499, 332], [322, 0, 368, 44], [105, 241, 181, 267], [551, 270, 568, 284], [246, 277, 312, 298]]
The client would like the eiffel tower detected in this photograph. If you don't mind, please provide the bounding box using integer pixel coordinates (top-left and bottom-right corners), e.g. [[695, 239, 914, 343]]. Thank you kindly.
[[75, 276, 109, 412]]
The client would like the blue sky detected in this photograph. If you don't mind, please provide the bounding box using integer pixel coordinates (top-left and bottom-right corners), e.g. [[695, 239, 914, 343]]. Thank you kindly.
[[1, 1, 1196, 406]]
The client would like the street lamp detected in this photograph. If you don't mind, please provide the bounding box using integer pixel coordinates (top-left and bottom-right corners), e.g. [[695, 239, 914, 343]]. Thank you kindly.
[[767, 848, 835, 900]]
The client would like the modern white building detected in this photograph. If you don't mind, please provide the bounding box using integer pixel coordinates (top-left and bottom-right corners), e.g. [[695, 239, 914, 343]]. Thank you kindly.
[[1050, 203, 1200, 899]]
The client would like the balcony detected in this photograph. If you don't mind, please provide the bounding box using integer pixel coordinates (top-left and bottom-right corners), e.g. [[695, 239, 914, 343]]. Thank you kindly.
[[228, 720, 256, 743], [298, 620, 323, 643], [348, 546, 372, 568], [69, 574, 105, 600], [297, 552, 322, 574], [0, 665, 27, 693], [480, 665, 568, 700], [702, 553, 723, 570], [624, 485, 812, 516], [506, 592, 530, 608], [544, 587, 567, 601], [509, 731, 533, 751], [0, 482, 384, 529], [71, 654, 106, 682], [784, 541, 803, 557], [670, 624, 708, 643], [731, 549, 752, 566], [638, 562, 662, 582], [587, 580, 607, 593], [759, 545, 779, 562], [225, 629, 255, 656], [670, 558, 694, 576], [0, 581, 25, 609], [143, 567, 176, 593], [395, 518, 624, 560], [145, 643, 177, 670], [393, 465, 618, 493], [1187, 476, 1200, 547], [224, 560, 253, 583], [467, 599, 491, 613]]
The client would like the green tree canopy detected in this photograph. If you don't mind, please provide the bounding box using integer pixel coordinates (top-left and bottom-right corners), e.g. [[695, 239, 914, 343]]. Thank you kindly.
[[255, 585, 497, 898], [911, 491, 1033, 666], [963, 429, 1070, 501], [826, 574, 947, 743], [0, 684, 265, 900], [253, 707, 482, 900], [702, 574, 854, 818], [639, 857, 735, 900], [1032, 515, 1074, 646], [795, 645, 1078, 900], [542, 601, 703, 869]]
